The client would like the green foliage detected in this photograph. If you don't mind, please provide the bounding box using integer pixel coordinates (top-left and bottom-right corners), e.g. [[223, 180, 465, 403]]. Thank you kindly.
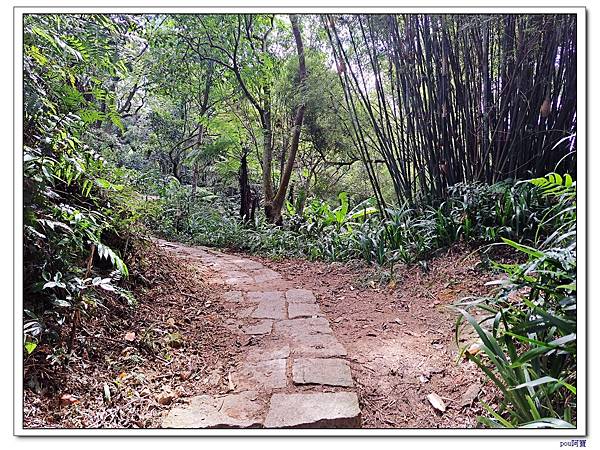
[[23, 14, 140, 358], [454, 173, 576, 428], [23, 12, 577, 431]]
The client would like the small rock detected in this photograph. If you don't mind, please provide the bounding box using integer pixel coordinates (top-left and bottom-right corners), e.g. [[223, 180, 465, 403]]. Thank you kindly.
[[205, 369, 221, 386], [460, 383, 482, 407], [157, 391, 176, 405], [166, 317, 176, 327], [124, 332, 136, 342], [427, 392, 446, 413], [180, 370, 192, 381], [419, 375, 429, 383]]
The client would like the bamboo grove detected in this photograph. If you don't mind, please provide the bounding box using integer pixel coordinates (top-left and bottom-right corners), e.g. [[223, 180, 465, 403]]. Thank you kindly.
[[324, 14, 577, 208]]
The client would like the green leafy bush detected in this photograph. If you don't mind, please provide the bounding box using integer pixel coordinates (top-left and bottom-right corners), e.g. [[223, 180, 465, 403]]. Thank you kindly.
[[454, 173, 576, 428], [147, 178, 561, 271], [23, 15, 139, 359]]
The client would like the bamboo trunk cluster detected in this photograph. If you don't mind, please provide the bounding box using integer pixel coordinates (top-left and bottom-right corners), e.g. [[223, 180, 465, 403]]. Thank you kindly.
[[324, 14, 577, 206]]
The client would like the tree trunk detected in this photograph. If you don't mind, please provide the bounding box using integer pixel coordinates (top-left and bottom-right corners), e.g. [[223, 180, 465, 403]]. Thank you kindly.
[[261, 89, 274, 208], [266, 14, 307, 224], [239, 150, 252, 221]]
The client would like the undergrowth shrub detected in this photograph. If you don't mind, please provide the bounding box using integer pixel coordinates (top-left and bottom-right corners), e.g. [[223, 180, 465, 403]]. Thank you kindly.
[[146, 176, 565, 269], [23, 15, 140, 362], [454, 173, 577, 428]]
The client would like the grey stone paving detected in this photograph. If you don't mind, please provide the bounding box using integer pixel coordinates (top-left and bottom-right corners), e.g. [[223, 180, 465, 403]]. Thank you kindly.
[[250, 299, 286, 320], [246, 291, 284, 303], [157, 240, 361, 429], [286, 288, 317, 303], [162, 391, 265, 428], [264, 392, 361, 428], [288, 302, 321, 319], [242, 319, 274, 335], [233, 358, 288, 391], [292, 358, 354, 387]]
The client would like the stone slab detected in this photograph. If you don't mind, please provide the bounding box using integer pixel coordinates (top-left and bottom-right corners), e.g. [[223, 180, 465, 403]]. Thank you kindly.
[[288, 302, 321, 319], [236, 306, 255, 319], [246, 291, 284, 303], [274, 319, 346, 357], [286, 289, 317, 303], [223, 291, 243, 302], [243, 261, 266, 270], [233, 358, 287, 391], [292, 358, 353, 387], [224, 276, 254, 287], [254, 269, 282, 284], [274, 317, 332, 336], [264, 392, 361, 428], [230, 259, 264, 270], [242, 320, 274, 335], [162, 391, 265, 428], [251, 300, 286, 320], [244, 280, 292, 292], [223, 270, 249, 278], [246, 345, 291, 362], [291, 334, 348, 358]]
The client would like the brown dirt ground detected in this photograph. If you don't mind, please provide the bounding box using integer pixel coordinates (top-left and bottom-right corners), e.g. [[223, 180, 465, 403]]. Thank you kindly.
[[249, 245, 508, 428], [24, 239, 511, 429], [23, 238, 245, 428]]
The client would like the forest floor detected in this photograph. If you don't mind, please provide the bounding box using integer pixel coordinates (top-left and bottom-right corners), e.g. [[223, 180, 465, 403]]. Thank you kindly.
[[253, 247, 502, 428], [23, 238, 245, 428], [23, 238, 509, 429]]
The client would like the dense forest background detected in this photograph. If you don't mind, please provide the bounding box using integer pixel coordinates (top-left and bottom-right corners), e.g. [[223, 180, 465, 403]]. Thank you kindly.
[[23, 13, 577, 429]]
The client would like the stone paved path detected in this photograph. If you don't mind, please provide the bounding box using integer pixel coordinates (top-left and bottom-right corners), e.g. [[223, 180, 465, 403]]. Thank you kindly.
[[157, 240, 361, 429]]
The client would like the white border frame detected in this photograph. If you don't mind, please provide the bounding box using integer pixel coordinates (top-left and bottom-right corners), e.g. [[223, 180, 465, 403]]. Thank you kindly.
[[13, 4, 587, 437]]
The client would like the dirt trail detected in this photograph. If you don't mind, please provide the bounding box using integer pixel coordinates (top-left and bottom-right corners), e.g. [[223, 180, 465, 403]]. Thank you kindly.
[[157, 239, 361, 428], [254, 247, 500, 428], [158, 240, 498, 429]]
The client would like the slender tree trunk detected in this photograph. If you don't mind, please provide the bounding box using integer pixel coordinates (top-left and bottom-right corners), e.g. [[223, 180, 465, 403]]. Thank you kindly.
[[266, 14, 307, 224], [190, 125, 204, 201], [191, 165, 199, 200], [239, 149, 252, 221], [261, 105, 274, 206]]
